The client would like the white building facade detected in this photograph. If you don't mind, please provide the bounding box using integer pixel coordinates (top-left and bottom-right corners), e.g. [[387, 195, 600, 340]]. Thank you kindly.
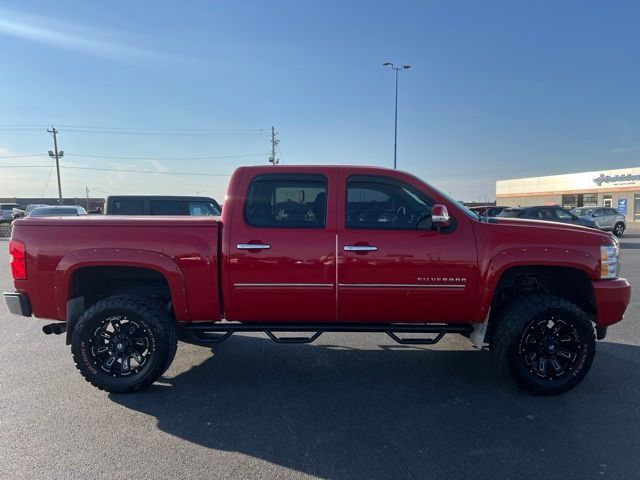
[[496, 166, 640, 222]]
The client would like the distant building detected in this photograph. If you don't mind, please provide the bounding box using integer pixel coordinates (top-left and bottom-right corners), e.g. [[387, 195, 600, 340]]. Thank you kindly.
[[497, 166, 640, 222]]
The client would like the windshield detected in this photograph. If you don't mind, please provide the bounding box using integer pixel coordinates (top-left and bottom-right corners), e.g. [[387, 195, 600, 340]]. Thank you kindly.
[[424, 182, 481, 220], [30, 207, 81, 216]]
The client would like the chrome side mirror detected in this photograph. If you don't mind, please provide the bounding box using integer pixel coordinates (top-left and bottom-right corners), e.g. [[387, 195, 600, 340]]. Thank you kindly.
[[432, 204, 451, 229]]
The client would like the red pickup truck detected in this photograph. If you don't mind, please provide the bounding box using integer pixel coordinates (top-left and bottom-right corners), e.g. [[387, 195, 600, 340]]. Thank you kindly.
[[3, 165, 631, 395]]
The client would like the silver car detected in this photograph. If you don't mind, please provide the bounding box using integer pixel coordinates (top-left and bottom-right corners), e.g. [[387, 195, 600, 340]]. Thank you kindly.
[[572, 207, 626, 237]]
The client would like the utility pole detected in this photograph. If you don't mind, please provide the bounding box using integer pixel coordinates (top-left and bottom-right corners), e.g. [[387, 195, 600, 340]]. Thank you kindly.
[[85, 186, 90, 210], [47, 126, 64, 205], [269, 126, 279, 165]]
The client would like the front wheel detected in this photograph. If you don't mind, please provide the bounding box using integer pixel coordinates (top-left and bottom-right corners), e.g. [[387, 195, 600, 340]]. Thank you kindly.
[[613, 222, 625, 237], [491, 293, 595, 395], [71, 295, 177, 393]]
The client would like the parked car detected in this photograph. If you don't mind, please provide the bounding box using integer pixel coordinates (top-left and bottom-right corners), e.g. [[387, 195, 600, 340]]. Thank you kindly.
[[469, 205, 509, 217], [3, 165, 630, 396], [105, 195, 221, 216], [0, 203, 21, 223], [571, 207, 626, 237], [28, 205, 87, 217], [498, 205, 598, 228]]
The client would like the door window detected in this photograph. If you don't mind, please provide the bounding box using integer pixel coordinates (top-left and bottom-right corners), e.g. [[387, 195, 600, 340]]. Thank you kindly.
[[244, 174, 327, 228], [555, 208, 573, 220], [346, 177, 433, 229], [530, 208, 555, 220], [150, 200, 184, 215], [188, 201, 220, 216]]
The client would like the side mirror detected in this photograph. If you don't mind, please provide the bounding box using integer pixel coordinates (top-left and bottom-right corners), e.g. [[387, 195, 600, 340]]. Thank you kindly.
[[432, 204, 451, 229]]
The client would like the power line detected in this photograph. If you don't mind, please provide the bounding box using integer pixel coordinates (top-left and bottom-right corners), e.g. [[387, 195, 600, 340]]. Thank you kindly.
[[65, 153, 268, 160], [0, 165, 231, 176], [0, 124, 266, 132], [59, 129, 266, 137], [41, 158, 55, 197]]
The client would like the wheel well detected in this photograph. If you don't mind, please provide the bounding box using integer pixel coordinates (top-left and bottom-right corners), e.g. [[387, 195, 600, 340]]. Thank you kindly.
[[486, 265, 595, 343], [69, 266, 173, 316]]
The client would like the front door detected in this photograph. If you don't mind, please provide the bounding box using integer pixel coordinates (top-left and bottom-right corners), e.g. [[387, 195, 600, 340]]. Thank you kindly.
[[337, 172, 479, 323], [226, 171, 337, 322]]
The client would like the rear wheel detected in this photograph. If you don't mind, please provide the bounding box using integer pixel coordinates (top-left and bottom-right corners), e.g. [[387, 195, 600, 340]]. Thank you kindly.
[[491, 293, 595, 395], [613, 222, 625, 237], [71, 295, 177, 393]]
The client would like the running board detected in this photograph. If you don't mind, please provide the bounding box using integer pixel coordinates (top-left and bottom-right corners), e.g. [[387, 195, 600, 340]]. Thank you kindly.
[[183, 322, 472, 345]]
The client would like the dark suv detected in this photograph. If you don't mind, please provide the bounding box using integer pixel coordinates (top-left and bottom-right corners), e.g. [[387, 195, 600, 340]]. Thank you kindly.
[[498, 205, 598, 228], [105, 196, 221, 216]]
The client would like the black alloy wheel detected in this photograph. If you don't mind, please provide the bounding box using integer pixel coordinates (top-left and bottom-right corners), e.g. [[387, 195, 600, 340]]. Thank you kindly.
[[71, 295, 177, 393], [491, 293, 595, 395], [519, 316, 582, 379]]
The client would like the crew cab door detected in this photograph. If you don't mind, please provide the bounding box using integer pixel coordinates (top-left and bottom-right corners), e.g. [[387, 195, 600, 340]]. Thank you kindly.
[[337, 172, 479, 323], [225, 170, 337, 322]]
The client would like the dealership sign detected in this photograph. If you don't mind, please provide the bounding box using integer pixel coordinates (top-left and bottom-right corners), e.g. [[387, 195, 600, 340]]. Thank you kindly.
[[593, 173, 640, 186]]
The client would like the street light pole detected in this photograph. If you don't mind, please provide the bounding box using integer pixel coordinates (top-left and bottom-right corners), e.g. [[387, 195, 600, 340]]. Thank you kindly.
[[383, 63, 411, 170]]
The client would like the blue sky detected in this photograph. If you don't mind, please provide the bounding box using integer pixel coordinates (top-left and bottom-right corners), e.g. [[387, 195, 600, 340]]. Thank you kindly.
[[0, 0, 639, 202]]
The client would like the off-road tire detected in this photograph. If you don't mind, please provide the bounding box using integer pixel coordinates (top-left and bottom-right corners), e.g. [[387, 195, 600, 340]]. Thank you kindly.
[[71, 294, 177, 393], [491, 293, 595, 395], [613, 222, 625, 237]]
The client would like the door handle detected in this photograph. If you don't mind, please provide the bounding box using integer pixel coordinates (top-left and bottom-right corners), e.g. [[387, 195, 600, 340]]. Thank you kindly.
[[344, 245, 378, 252], [237, 243, 271, 250]]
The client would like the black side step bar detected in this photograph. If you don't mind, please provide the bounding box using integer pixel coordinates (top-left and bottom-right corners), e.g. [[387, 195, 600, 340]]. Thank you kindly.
[[184, 322, 472, 345]]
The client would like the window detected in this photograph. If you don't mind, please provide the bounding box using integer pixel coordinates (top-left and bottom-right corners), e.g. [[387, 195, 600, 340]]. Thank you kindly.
[[188, 201, 220, 216], [592, 208, 604, 217], [346, 176, 433, 229], [555, 208, 573, 219], [150, 200, 184, 215], [244, 174, 327, 228], [603, 195, 613, 207], [583, 194, 598, 207], [528, 208, 555, 220], [112, 199, 144, 215], [605, 208, 618, 216], [562, 194, 579, 210]]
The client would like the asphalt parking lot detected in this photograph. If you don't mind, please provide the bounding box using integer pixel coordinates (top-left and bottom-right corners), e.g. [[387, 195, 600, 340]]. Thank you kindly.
[[1, 231, 639, 480]]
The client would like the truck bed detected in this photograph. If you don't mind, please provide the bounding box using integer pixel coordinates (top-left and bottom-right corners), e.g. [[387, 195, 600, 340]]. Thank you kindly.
[[11, 215, 222, 322]]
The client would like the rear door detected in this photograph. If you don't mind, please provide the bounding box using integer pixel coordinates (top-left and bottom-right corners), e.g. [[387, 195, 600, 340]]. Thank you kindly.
[[226, 171, 338, 322], [604, 209, 619, 229], [336, 172, 478, 323]]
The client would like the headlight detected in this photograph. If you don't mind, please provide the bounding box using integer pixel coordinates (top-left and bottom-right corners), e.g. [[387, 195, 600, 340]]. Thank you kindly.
[[600, 245, 620, 279]]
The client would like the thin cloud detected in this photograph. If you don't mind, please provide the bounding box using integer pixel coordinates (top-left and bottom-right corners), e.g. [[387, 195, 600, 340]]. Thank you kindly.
[[0, 8, 173, 63], [611, 147, 633, 153]]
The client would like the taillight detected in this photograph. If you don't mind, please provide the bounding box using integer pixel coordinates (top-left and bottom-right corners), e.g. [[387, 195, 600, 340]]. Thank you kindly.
[[9, 239, 26, 280]]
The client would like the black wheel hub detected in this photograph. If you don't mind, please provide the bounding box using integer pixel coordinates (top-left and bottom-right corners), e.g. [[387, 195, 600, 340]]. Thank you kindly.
[[89, 316, 153, 377], [519, 316, 582, 380]]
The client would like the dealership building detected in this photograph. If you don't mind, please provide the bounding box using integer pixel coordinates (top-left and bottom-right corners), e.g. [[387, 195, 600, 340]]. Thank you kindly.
[[496, 166, 640, 222]]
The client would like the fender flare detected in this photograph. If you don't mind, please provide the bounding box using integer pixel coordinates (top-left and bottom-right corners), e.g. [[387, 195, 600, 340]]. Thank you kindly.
[[475, 246, 598, 322], [54, 248, 189, 324]]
